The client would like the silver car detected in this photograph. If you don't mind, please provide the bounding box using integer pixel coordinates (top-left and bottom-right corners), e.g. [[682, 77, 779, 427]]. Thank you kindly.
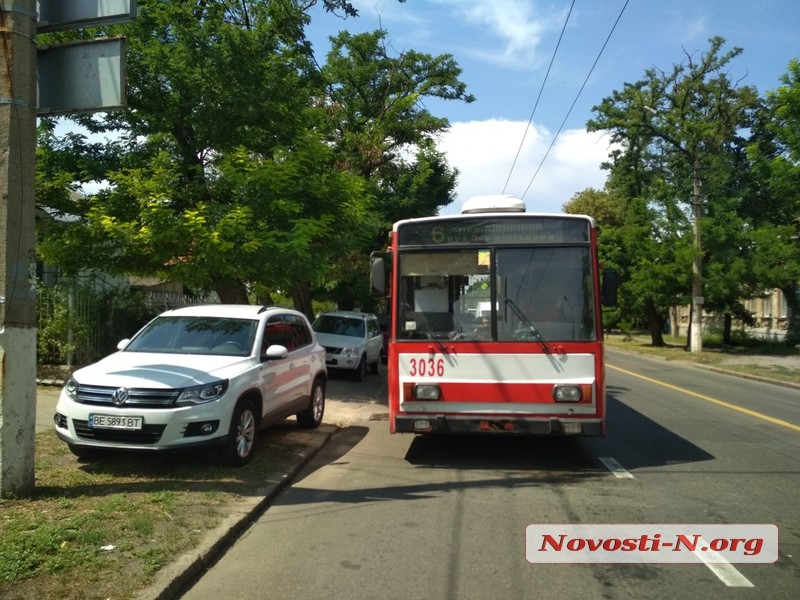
[[312, 311, 383, 380]]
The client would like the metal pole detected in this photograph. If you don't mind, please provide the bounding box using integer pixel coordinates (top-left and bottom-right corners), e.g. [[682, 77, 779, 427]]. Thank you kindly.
[[690, 147, 703, 353]]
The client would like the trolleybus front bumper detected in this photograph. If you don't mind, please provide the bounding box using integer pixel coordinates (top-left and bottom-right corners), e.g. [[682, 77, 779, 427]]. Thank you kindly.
[[394, 415, 603, 436]]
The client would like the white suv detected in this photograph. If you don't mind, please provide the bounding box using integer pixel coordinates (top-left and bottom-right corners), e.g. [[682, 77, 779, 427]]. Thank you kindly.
[[54, 304, 327, 466], [312, 311, 383, 381]]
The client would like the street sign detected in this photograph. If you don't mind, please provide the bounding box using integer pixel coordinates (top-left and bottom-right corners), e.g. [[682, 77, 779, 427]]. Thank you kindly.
[[37, 37, 126, 116], [37, 0, 137, 32]]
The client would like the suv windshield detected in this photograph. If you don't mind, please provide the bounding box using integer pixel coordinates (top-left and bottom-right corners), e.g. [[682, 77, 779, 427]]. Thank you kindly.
[[124, 316, 257, 356], [313, 315, 366, 338]]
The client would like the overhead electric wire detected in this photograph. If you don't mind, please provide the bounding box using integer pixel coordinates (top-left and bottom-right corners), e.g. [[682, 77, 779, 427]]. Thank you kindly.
[[502, 0, 575, 194], [520, 0, 630, 202]]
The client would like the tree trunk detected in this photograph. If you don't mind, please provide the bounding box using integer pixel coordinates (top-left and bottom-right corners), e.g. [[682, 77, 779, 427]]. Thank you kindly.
[[212, 276, 250, 304], [645, 298, 665, 346], [669, 306, 680, 339], [257, 292, 275, 306], [291, 281, 315, 321], [782, 283, 800, 345], [722, 312, 733, 346]]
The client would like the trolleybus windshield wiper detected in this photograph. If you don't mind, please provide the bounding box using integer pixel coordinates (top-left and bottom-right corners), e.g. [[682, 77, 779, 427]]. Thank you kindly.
[[503, 297, 551, 353], [403, 303, 449, 354]]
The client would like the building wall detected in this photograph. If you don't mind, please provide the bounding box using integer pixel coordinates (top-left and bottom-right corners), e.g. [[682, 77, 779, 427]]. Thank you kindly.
[[671, 289, 789, 341]]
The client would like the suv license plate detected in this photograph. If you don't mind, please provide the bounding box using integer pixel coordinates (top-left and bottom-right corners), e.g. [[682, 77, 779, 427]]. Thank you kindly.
[[89, 414, 143, 430]]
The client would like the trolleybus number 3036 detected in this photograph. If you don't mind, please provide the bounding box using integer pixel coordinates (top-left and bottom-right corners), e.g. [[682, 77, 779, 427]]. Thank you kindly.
[[408, 357, 446, 377]]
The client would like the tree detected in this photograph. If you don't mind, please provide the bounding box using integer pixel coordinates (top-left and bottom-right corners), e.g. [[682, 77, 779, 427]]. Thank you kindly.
[[587, 37, 761, 347], [322, 29, 474, 179], [564, 186, 629, 333], [318, 29, 473, 308], [36, 2, 465, 318], [746, 59, 800, 344], [36, 0, 370, 316]]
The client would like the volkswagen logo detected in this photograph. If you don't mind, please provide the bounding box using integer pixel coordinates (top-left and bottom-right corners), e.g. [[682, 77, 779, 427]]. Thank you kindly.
[[111, 387, 129, 406]]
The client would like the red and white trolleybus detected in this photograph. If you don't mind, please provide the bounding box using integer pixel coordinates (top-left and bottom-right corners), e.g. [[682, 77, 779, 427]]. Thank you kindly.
[[371, 194, 618, 436]]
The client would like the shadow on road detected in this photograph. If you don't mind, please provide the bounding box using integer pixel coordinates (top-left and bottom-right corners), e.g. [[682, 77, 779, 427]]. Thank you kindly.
[[403, 385, 715, 473], [405, 434, 602, 473], [583, 386, 715, 469]]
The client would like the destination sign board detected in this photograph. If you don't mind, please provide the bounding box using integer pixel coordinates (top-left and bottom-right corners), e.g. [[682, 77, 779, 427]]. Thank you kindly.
[[397, 216, 591, 247]]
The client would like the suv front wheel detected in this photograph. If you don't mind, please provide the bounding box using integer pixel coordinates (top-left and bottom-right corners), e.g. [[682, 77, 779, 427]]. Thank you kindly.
[[355, 355, 367, 381]]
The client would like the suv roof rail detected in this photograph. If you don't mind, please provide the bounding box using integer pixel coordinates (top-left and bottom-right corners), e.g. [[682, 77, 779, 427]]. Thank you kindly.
[[259, 304, 294, 313]]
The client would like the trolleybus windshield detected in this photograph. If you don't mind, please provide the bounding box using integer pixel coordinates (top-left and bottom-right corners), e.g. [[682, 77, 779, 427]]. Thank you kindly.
[[396, 245, 597, 343]]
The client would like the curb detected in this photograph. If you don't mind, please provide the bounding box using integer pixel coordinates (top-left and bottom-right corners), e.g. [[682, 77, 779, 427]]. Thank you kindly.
[[697, 364, 800, 391], [135, 423, 339, 600], [606, 346, 800, 391]]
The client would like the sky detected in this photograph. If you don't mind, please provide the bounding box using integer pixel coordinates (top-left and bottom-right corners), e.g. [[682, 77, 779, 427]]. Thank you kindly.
[[307, 0, 800, 215]]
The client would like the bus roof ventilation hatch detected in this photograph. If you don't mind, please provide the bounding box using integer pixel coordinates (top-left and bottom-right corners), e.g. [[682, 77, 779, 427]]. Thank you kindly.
[[461, 194, 526, 214]]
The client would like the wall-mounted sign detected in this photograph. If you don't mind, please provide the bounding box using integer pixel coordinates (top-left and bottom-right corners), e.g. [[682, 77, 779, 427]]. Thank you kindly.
[[38, 0, 137, 32], [37, 37, 126, 115]]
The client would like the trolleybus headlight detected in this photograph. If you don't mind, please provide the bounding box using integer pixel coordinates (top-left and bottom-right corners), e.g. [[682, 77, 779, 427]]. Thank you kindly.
[[414, 384, 441, 401], [553, 385, 582, 402]]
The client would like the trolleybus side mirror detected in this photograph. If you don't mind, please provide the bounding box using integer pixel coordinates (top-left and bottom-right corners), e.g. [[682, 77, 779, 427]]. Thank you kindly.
[[370, 254, 386, 296], [602, 268, 619, 307]]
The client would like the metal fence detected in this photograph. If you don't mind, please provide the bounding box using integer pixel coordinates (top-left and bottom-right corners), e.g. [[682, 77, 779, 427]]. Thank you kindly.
[[37, 287, 216, 366]]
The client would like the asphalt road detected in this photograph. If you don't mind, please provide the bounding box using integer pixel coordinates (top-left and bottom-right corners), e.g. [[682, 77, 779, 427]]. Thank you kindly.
[[177, 350, 800, 600]]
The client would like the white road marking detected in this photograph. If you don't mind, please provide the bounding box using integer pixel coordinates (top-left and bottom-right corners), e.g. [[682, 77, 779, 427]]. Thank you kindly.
[[695, 537, 755, 587], [598, 455, 756, 587], [599, 456, 635, 479]]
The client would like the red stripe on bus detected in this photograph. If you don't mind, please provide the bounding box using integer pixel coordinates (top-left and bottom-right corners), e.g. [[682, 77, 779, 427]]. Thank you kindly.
[[404, 381, 594, 404]]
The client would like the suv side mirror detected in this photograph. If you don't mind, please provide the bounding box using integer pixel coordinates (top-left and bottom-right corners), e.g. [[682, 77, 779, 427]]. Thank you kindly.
[[262, 344, 289, 361]]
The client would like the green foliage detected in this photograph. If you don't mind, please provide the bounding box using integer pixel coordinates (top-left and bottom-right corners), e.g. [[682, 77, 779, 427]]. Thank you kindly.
[[37, 283, 161, 365], [586, 37, 766, 344], [35, 1, 467, 315], [745, 58, 800, 342], [36, 285, 88, 364], [703, 328, 797, 350], [323, 29, 474, 179], [318, 29, 470, 308]]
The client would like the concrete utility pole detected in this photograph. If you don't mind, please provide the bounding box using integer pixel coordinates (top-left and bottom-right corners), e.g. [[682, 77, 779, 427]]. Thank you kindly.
[[689, 148, 703, 354], [0, 0, 37, 497], [644, 106, 704, 353]]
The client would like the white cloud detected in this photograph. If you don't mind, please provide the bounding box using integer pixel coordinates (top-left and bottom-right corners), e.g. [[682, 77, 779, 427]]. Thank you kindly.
[[438, 0, 568, 68], [435, 119, 610, 214]]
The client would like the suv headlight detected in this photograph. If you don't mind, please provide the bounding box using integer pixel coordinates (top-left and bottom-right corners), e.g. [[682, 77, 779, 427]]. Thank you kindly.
[[176, 380, 229, 406], [341, 346, 361, 357], [65, 377, 78, 400]]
